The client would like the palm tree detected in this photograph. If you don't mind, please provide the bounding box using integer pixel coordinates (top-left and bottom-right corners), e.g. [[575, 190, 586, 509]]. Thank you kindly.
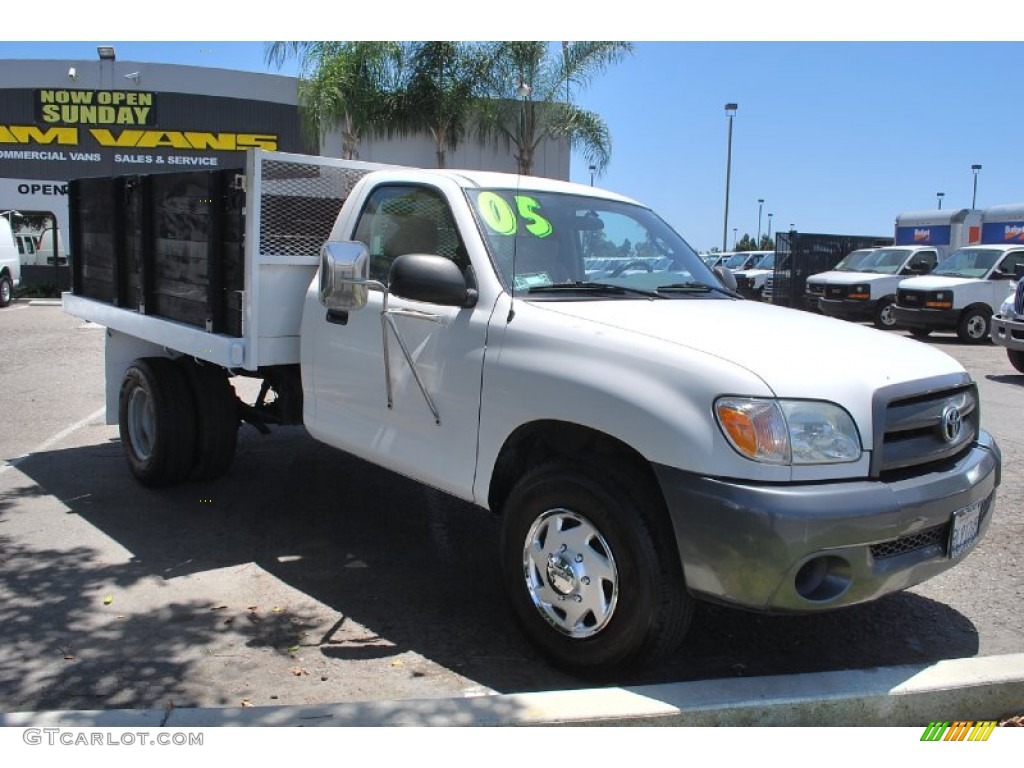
[[398, 42, 491, 169], [265, 42, 404, 160], [478, 41, 632, 177]]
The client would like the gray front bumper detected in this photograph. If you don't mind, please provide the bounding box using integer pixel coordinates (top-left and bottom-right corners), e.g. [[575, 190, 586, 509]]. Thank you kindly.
[[991, 315, 1024, 352], [653, 431, 1000, 613]]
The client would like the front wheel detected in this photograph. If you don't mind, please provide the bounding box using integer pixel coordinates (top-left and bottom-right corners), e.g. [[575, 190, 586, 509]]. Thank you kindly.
[[1008, 349, 1024, 374], [956, 307, 992, 345], [873, 297, 897, 329], [500, 461, 692, 674]]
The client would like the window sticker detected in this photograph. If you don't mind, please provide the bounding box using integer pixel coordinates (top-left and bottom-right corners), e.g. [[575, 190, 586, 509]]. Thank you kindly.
[[513, 272, 552, 290], [476, 192, 553, 239]]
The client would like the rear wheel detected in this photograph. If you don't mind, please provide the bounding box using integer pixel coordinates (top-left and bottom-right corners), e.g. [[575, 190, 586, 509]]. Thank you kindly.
[[500, 461, 692, 674], [118, 358, 197, 487], [0, 274, 12, 307], [956, 307, 992, 344], [1008, 349, 1024, 374], [178, 359, 239, 481]]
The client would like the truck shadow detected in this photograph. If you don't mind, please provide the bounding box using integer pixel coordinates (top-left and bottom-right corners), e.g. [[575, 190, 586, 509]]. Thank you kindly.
[[4, 426, 981, 711], [985, 373, 1024, 387]]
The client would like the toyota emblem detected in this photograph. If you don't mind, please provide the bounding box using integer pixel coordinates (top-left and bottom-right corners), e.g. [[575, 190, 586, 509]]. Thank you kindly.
[[941, 405, 963, 443]]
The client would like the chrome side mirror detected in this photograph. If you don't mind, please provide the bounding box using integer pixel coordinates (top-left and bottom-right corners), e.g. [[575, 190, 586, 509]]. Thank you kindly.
[[713, 265, 738, 292], [319, 240, 371, 311]]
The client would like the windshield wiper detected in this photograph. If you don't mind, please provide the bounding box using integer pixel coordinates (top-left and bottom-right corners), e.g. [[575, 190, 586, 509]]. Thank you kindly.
[[526, 282, 662, 298], [656, 281, 740, 298]]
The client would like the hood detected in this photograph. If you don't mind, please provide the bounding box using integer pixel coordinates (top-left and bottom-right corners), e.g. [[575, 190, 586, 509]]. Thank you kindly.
[[819, 271, 902, 286], [527, 297, 963, 401], [898, 275, 981, 291]]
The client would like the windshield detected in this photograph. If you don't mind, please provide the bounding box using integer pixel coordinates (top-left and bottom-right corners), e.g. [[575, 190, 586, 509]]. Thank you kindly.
[[724, 252, 763, 270], [855, 248, 912, 274], [751, 252, 775, 270], [466, 189, 722, 298], [833, 249, 875, 271], [932, 248, 1001, 279]]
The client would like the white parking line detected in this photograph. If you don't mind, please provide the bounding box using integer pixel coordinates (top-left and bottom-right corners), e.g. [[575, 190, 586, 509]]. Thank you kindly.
[[1, 405, 106, 476]]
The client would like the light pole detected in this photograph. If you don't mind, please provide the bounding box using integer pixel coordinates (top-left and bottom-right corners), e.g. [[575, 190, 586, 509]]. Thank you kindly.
[[722, 102, 737, 252], [971, 164, 982, 209], [516, 79, 532, 175], [937, 192, 944, 210], [733, 228, 738, 250], [588, 164, 596, 187], [767, 213, 773, 241], [757, 198, 764, 245]]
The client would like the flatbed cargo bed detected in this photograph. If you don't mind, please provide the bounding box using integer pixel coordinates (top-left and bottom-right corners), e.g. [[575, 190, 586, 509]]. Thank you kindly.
[[64, 150, 390, 370]]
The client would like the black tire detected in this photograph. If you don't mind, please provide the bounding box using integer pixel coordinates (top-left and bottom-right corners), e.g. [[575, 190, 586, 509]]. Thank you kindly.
[[1008, 349, 1024, 374], [177, 359, 239, 481], [873, 297, 897, 329], [956, 307, 992, 345], [500, 461, 693, 674], [909, 328, 931, 339], [118, 357, 197, 487], [0, 274, 12, 308]]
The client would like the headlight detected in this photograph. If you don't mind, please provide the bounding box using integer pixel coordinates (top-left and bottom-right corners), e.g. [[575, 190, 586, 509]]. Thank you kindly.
[[999, 295, 1014, 317], [925, 290, 952, 309], [847, 284, 870, 300], [715, 397, 862, 465]]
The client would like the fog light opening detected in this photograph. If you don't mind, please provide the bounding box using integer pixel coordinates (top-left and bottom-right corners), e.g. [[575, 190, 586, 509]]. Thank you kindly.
[[795, 556, 852, 602]]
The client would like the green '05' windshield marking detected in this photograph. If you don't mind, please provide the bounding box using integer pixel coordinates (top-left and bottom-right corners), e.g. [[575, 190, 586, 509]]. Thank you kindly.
[[476, 191, 553, 238]]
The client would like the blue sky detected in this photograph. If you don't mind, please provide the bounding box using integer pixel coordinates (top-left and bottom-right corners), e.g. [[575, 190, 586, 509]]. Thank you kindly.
[[2, 9, 1019, 252]]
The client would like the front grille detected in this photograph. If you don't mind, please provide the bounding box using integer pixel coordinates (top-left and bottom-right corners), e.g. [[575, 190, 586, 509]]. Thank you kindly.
[[1014, 279, 1024, 316], [825, 284, 845, 299], [807, 283, 824, 295], [898, 289, 926, 307], [878, 384, 978, 475], [870, 491, 994, 560], [870, 524, 946, 560]]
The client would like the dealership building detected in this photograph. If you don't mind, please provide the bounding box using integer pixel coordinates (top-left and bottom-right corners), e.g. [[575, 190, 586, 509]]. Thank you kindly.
[[0, 50, 568, 279]]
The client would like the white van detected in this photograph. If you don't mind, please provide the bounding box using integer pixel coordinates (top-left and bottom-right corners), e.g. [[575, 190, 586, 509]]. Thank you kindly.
[[0, 217, 21, 307]]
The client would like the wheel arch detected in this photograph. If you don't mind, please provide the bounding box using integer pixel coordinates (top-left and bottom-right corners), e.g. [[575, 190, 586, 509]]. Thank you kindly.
[[488, 420, 661, 518]]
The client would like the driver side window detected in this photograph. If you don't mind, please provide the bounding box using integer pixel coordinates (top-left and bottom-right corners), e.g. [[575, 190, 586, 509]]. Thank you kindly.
[[352, 185, 469, 283]]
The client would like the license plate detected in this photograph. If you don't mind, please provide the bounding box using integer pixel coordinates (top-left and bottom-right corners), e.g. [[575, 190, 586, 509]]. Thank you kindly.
[[949, 500, 983, 559]]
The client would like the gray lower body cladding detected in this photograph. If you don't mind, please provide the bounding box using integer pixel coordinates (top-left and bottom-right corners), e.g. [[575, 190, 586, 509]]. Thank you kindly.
[[653, 430, 1000, 613]]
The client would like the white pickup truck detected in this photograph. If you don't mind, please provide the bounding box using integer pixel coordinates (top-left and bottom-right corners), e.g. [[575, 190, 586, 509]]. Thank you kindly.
[[63, 150, 1001, 673]]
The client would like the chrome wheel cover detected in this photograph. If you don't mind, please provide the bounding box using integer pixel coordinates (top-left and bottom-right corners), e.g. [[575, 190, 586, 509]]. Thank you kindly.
[[522, 508, 619, 638]]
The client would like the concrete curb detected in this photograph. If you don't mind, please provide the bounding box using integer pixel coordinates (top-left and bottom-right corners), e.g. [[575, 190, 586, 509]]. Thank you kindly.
[[26, 299, 63, 306], [3, 653, 1022, 727]]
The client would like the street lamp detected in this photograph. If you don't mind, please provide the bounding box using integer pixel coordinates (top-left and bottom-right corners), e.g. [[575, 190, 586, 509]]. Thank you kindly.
[[971, 164, 982, 209], [767, 212, 773, 240], [733, 228, 738, 250], [937, 192, 945, 210], [722, 102, 738, 252], [757, 198, 764, 244], [588, 164, 596, 187]]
